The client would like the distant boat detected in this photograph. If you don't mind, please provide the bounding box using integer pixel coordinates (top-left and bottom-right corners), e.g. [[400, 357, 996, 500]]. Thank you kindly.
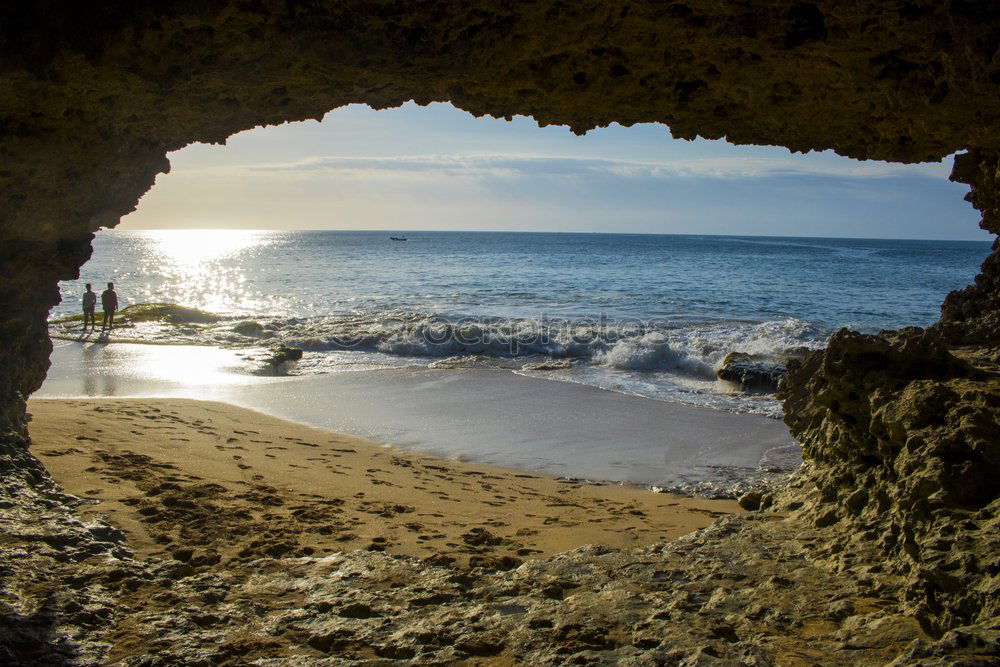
[[389, 236, 407, 241]]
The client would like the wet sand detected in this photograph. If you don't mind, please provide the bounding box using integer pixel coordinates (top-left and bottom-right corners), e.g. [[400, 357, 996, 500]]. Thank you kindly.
[[39, 341, 800, 490], [28, 398, 739, 569]]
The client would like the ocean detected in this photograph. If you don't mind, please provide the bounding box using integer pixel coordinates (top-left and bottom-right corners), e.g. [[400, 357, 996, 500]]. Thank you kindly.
[[51, 230, 990, 419]]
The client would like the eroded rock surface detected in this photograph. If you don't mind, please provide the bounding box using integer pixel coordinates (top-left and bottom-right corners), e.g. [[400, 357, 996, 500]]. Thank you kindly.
[[2, 2, 1000, 664], [939, 149, 1000, 346], [0, 494, 956, 665], [0, 439, 136, 665], [780, 330, 1000, 640]]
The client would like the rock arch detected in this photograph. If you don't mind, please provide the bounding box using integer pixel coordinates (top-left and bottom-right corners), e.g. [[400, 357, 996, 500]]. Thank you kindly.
[[1, 1, 998, 660]]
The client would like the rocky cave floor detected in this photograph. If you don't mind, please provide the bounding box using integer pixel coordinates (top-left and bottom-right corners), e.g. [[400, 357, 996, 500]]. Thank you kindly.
[[0, 461, 996, 666], [4, 3, 1000, 663], [2, 343, 999, 665]]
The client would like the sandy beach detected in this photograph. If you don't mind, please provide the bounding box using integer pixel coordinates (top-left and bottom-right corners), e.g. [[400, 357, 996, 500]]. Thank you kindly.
[[28, 398, 738, 570], [38, 341, 800, 492]]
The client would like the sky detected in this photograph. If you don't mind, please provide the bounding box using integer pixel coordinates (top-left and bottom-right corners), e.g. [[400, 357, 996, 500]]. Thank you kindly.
[[119, 102, 988, 241]]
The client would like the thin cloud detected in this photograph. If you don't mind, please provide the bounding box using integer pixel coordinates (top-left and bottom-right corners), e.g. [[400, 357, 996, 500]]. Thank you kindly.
[[236, 153, 950, 181]]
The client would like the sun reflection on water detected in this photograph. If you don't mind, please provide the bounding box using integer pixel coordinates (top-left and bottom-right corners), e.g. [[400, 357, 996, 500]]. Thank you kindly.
[[137, 229, 275, 315]]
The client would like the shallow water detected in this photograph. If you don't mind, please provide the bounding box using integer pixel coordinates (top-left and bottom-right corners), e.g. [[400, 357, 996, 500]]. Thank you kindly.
[[52, 231, 990, 416], [39, 341, 797, 491]]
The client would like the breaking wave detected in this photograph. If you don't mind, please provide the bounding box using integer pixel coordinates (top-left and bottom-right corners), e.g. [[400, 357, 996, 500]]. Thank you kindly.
[[49, 306, 826, 372], [593, 334, 716, 376], [49, 306, 829, 416]]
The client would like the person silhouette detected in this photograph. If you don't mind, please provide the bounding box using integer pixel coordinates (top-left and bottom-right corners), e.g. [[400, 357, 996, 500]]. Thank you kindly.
[[101, 282, 119, 331], [82, 283, 97, 331]]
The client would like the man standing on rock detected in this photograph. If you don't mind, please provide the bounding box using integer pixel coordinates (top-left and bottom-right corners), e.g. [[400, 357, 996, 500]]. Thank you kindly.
[[101, 282, 119, 331], [82, 283, 97, 331]]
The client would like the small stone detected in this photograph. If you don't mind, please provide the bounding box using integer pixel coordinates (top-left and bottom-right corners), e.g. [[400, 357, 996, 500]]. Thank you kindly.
[[716, 352, 787, 393], [814, 509, 840, 528], [737, 490, 763, 511], [233, 320, 264, 336], [171, 547, 194, 563], [374, 645, 416, 660], [308, 629, 352, 653], [826, 599, 855, 621], [267, 345, 303, 366], [339, 602, 379, 618]]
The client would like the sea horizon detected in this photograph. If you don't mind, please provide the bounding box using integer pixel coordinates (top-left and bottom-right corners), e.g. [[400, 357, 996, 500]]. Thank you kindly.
[[107, 226, 993, 243]]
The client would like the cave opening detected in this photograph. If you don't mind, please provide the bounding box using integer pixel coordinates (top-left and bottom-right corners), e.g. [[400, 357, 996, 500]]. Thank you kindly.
[[4, 3, 1000, 660], [54, 100, 990, 329], [37, 102, 992, 475]]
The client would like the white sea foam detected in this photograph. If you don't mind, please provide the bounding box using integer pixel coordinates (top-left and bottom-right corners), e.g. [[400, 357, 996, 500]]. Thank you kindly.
[[594, 334, 716, 377], [48, 308, 829, 415]]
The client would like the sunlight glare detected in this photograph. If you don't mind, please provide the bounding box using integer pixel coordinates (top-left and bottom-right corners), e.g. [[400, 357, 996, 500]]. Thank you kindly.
[[144, 229, 270, 267], [137, 229, 274, 314]]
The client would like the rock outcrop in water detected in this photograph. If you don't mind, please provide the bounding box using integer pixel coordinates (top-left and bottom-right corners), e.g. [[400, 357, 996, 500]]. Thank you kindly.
[[716, 351, 789, 392], [2, 1, 1000, 663]]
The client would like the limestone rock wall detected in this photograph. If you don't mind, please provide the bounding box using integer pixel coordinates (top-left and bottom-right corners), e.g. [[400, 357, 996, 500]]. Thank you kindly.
[[939, 149, 1000, 345], [779, 328, 1000, 635], [777, 145, 1000, 635], [2, 1, 1000, 660]]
